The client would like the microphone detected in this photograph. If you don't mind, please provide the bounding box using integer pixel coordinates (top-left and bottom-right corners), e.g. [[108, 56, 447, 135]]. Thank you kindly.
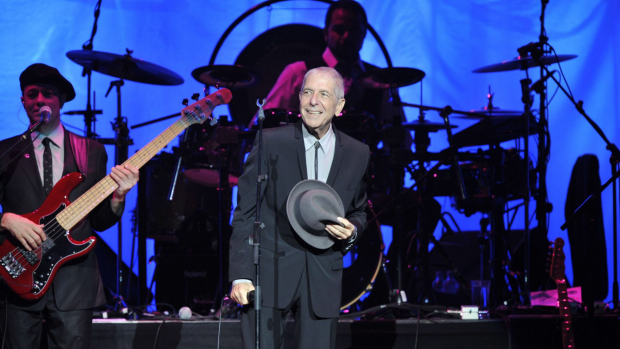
[[517, 42, 543, 56], [40, 106, 51, 124], [247, 290, 255, 303], [178, 306, 192, 319], [529, 70, 557, 93]]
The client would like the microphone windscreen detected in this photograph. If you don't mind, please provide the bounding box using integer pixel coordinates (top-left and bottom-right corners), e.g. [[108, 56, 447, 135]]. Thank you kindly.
[[179, 306, 192, 319], [40, 106, 52, 123]]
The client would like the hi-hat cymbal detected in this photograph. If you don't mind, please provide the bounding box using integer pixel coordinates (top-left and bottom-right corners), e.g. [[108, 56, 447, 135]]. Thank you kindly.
[[66, 50, 184, 85], [192, 65, 261, 88], [401, 119, 457, 132], [355, 67, 425, 89], [456, 106, 523, 119], [472, 54, 577, 73]]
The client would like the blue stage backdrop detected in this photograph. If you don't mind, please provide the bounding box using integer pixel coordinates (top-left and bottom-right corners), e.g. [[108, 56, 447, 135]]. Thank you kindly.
[[0, 0, 618, 305]]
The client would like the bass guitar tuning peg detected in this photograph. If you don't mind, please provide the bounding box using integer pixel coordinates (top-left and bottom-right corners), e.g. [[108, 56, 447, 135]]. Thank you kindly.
[[191, 93, 200, 101], [182, 98, 189, 107]]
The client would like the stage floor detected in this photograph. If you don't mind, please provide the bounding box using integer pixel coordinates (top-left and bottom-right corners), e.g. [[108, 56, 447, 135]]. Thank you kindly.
[[91, 313, 619, 349]]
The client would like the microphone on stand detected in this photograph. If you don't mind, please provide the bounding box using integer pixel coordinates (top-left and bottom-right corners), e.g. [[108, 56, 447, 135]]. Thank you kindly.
[[517, 42, 544, 57], [529, 70, 557, 93], [40, 106, 51, 124]]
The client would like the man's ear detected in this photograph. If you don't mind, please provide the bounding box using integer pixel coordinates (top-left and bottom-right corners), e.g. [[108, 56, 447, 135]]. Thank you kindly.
[[335, 97, 346, 117], [20, 96, 24, 105]]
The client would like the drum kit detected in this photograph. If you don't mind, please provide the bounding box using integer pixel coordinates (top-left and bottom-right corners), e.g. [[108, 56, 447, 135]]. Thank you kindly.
[[62, 42, 577, 310]]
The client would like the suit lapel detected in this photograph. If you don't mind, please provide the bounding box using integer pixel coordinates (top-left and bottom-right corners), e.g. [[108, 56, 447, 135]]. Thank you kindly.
[[17, 141, 46, 202], [294, 121, 308, 180], [326, 125, 343, 187]]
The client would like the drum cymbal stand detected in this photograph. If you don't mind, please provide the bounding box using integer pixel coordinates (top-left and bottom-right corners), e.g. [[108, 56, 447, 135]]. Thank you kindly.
[[63, 0, 103, 139], [210, 117, 240, 317], [99, 60, 134, 307], [415, 106, 469, 305]]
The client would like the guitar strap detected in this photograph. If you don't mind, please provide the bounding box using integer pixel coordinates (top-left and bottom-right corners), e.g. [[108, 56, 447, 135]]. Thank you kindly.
[[67, 131, 89, 178]]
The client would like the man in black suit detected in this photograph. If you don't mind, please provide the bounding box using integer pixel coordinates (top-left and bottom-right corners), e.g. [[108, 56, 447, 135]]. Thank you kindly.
[[0, 63, 139, 349], [229, 66, 370, 348]]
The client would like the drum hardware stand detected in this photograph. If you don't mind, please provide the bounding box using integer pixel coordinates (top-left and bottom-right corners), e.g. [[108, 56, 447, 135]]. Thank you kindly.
[[383, 87, 414, 306], [211, 121, 238, 318], [514, 0, 552, 308], [415, 106, 469, 305], [96, 50, 135, 307], [518, 71, 534, 307], [478, 216, 491, 285], [63, 0, 104, 139]]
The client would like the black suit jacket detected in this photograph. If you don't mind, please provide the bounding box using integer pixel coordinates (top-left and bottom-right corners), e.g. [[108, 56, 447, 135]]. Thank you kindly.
[[229, 121, 370, 318], [0, 128, 120, 311]]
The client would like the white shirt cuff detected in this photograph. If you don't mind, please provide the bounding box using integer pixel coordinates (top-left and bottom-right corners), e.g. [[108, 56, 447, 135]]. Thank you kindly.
[[232, 279, 252, 285]]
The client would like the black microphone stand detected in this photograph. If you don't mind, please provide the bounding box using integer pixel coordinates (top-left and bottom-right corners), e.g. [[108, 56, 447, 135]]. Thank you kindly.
[[520, 12, 620, 311], [72, 0, 103, 139], [250, 99, 267, 349], [0, 120, 47, 164], [518, 74, 534, 307], [545, 60, 620, 313]]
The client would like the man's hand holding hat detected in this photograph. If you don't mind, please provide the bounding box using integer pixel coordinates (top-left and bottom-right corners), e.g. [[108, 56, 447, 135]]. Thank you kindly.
[[326, 217, 355, 241]]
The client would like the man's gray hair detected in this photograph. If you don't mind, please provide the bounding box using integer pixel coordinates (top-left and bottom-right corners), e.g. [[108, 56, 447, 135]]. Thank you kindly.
[[301, 67, 345, 100]]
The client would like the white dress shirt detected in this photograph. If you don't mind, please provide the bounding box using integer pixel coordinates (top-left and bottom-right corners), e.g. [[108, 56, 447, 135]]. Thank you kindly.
[[31, 123, 65, 188], [302, 123, 336, 182]]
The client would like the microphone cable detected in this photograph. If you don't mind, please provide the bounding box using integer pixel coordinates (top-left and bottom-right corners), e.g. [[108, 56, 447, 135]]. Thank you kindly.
[[217, 294, 231, 349]]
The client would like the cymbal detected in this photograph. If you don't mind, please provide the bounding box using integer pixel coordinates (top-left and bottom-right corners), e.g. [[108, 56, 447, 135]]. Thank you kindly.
[[66, 50, 184, 85], [355, 67, 425, 89], [401, 119, 457, 132], [456, 106, 523, 119], [453, 113, 538, 147], [183, 169, 239, 188], [472, 54, 577, 73], [192, 65, 261, 88]]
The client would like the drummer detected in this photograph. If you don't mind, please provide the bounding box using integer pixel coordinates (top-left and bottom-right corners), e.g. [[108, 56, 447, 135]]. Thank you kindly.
[[256, 0, 403, 127]]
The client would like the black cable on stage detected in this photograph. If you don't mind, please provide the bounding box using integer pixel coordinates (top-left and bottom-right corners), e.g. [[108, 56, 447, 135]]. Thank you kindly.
[[216, 294, 230, 349], [151, 318, 166, 349]]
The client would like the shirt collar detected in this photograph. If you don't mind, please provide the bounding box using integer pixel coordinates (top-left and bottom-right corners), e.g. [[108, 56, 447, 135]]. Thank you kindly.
[[32, 123, 64, 149], [302, 123, 334, 152], [322, 47, 365, 73]]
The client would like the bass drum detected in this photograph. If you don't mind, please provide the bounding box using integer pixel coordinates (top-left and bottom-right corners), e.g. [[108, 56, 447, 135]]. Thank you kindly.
[[340, 202, 384, 310]]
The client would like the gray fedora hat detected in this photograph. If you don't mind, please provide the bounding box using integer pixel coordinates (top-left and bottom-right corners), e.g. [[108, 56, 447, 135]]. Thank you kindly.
[[286, 179, 345, 249]]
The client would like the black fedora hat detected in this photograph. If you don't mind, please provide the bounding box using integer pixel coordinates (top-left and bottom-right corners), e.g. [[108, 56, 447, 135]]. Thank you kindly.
[[286, 180, 345, 249], [20, 63, 76, 102]]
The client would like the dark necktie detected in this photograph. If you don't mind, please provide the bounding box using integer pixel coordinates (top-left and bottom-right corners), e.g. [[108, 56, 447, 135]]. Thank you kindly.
[[42, 137, 54, 196], [314, 141, 321, 180]]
